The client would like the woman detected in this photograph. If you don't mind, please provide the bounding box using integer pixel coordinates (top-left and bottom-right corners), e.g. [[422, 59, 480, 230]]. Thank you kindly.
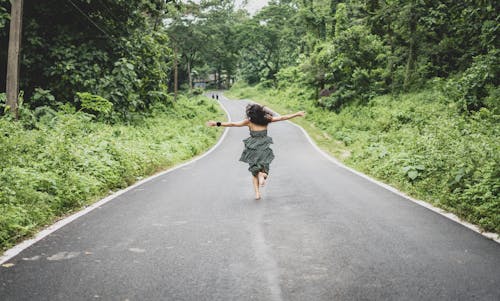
[[207, 103, 305, 200]]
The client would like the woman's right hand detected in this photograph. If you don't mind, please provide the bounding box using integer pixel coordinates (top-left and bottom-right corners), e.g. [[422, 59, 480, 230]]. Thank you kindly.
[[206, 120, 217, 127]]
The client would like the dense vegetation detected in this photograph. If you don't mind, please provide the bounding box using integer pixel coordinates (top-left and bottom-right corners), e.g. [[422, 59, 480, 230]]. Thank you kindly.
[[0, 0, 178, 118], [224, 0, 498, 233], [0, 95, 223, 250], [5, 0, 494, 115], [1, 0, 498, 249], [0, 1, 228, 250], [156, 0, 498, 117]]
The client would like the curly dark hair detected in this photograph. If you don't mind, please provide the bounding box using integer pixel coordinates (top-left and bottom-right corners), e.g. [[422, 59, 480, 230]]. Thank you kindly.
[[246, 104, 273, 125]]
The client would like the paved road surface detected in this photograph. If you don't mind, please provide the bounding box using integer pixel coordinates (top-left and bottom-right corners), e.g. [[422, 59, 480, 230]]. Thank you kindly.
[[1, 96, 499, 300]]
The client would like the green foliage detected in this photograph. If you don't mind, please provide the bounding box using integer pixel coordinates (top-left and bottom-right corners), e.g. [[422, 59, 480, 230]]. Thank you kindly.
[[97, 58, 141, 119], [190, 87, 204, 96], [235, 1, 302, 85], [229, 83, 500, 234], [0, 0, 173, 117], [276, 66, 309, 88], [0, 92, 5, 110], [334, 2, 349, 36], [45, 42, 109, 102], [76, 92, 113, 116], [197, 0, 245, 88], [305, 24, 389, 110], [165, 7, 206, 90], [253, 0, 499, 111], [444, 49, 499, 112], [0, 0, 8, 30], [126, 31, 171, 105], [30, 88, 56, 107], [402, 164, 426, 181], [0, 95, 224, 251]]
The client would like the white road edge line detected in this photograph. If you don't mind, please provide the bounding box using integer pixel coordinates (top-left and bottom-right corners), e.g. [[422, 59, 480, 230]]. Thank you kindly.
[[2, 95, 496, 265], [242, 97, 499, 244], [291, 122, 499, 243], [0, 97, 231, 265]]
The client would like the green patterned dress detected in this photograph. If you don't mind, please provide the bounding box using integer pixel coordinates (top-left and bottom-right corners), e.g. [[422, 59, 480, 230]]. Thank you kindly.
[[239, 130, 275, 176]]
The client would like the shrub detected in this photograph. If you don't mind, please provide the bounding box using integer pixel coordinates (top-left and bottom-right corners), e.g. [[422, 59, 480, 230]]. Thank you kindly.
[[30, 88, 56, 107], [76, 92, 113, 115], [97, 58, 141, 120], [190, 87, 205, 95], [303, 25, 389, 111], [444, 49, 499, 112]]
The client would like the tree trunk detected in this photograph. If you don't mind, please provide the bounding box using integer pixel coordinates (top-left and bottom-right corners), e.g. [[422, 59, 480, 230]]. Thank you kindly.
[[187, 59, 192, 90], [6, 0, 23, 120], [404, 2, 418, 90], [329, 0, 338, 38], [174, 46, 178, 101], [217, 68, 221, 90], [387, 21, 396, 94]]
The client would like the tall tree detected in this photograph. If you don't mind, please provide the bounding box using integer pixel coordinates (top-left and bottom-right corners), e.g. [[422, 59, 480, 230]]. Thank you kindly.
[[166, 1, 206, 91], [5, 0, 23, 119], [236, 0, 302, 84], [1, 0, 174, 117], [198, 0, 242, 88]]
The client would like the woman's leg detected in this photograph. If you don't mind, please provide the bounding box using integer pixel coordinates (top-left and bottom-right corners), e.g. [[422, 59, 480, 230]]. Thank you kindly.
[[252, 176, 261, 199], [258, 171, 268, 187]]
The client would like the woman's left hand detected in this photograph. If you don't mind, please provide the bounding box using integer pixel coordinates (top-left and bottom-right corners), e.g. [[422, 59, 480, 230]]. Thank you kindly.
[[206, 120, 217, 127]]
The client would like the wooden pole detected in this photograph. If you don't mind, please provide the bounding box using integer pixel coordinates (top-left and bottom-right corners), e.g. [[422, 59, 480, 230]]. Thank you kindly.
[[174, 45, 178, 101], [6, 0, 23, 119], [187, 59, 192, 91]]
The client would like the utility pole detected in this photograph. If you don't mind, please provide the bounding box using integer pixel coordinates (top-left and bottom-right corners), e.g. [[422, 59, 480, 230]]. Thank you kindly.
[[6, 0, 23, 119], [173, 45, 178, 102]]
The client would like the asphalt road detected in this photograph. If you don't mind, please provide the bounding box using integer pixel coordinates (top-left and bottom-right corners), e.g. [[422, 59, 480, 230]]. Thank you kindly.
[[1, 95, 499, 301]]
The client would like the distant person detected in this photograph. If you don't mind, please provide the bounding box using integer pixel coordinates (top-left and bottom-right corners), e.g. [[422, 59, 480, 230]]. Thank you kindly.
[[211, 94, 214, 99], [216, 94, 219, 100], [207, 104, 305, 200]]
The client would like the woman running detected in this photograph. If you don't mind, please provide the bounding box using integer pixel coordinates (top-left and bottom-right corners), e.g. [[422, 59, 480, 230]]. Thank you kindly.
[[207, 103, 305, 200]]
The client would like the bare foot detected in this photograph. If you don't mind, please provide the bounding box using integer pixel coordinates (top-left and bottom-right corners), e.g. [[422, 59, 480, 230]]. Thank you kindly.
[[255, 192, 261, 200], [258, 172, 268, 187]]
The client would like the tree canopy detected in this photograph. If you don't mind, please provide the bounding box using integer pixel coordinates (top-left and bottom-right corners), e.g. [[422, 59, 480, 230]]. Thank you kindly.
[[1, 0, 174, 120], [1, 0, 498, 116]]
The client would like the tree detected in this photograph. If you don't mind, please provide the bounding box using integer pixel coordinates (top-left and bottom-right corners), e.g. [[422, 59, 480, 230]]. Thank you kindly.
[[236, 0, 302, 85], [166, 2, 206, 91], [198, 0, 241, 89], [1, 0, 174, 118], [5, 0, 23, 119]]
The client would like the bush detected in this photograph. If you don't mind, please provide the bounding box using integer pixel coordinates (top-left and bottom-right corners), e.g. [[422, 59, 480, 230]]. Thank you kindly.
[[97, 58, 141, 120], [276, 66, 308, 88], [76, 92, 113, 117], [190, 87, 205, 95], [444, 49, 499, 112], [45, 42, 109, 102], [30, 88, 56, 107], [302, 25, 389, 110]]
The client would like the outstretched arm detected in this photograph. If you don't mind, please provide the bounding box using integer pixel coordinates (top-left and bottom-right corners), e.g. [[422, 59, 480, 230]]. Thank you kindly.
[[206, 119, 249, 127], [271, 111, 305, 122]]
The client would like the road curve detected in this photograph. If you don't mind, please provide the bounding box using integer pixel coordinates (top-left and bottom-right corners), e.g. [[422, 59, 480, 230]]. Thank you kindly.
[[0, 95, 499, 301]]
